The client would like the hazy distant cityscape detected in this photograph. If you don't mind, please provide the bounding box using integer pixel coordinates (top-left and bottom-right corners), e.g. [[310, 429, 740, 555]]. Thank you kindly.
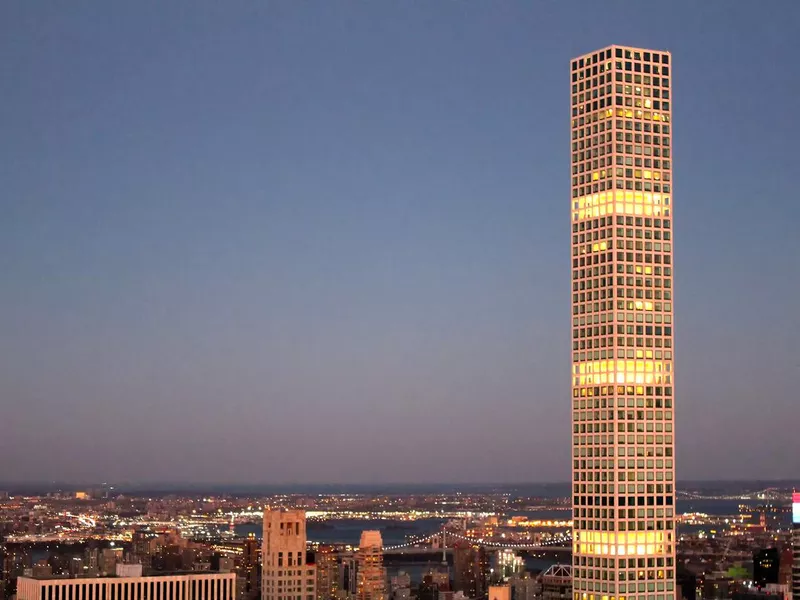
[[1, 481, 798, 600]]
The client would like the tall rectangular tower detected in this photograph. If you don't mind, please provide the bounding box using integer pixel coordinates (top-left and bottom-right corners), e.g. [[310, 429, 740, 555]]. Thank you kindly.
[[792, 493, 799, 600], [262, 509, 317, 600], [570, 45, 676, 600], [315, 545, 340, 600], [356, 531, 386, 600]]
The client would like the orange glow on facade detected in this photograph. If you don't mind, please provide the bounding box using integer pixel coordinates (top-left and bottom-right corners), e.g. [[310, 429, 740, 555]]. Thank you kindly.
[[570, 45, 676, 600]]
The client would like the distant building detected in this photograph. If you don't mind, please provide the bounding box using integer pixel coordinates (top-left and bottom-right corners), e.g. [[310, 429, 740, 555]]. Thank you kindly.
[[417, 578, 439, 600], [753, 548, 780, 589], [751, 505, 792, 531], [31, 561, 52, 580], [675, 563, 697, 600], [262, 509, 316, 600], [731, 586, 791, 600], [424, 570, 449, 590], [116, 564, 144, 578], [211, 554, 236, 573], [389, 572, 410, 594], [17, 571, 235, 600], [507, 572, 538, 600], [339, 555, 357, 599], [779, 547, 793, 588], [793, 492, 799, 600], [453, 544, 488, 599], [3, 544, 33, 598], [131, 530, 156, 571], [101, 548, 123, 576], [356, 531, 385, 600], [489, 584, 510, 600], [539, 564, 570, 600], [440, 593, 468, 600], [392, 590, 410, 600], [388, 571, 410, 600], [151, 545, 184, 573], [68, 557, 86, 578], [494, 550, 523, 579], [316, 545, 339, 600], [419, 570, 450, 600], [239, 536, 261, 600], [0, 531, 5, 600]]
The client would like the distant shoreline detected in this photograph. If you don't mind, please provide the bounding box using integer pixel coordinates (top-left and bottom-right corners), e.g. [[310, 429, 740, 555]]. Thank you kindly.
[[0, 479, 796, 496]]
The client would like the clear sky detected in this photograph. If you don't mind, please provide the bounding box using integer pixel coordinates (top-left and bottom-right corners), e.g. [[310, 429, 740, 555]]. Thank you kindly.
[[1, 1, 798, 485]]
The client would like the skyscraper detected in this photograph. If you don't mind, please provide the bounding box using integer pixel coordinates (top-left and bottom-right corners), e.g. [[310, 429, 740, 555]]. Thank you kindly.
[[792, 492, 799, 600], [262, 509, 316, 600], [453, 544, 489, 599], [315, 545, 340, 600], [356, 531, 386, 600], [240, 535, 261, 600], [570, 46, 676, 600], [753, 548, 780, 589]]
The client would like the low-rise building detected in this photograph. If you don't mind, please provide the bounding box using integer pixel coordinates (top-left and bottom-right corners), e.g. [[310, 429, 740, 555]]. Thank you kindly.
[[17, 569, 236, 600]]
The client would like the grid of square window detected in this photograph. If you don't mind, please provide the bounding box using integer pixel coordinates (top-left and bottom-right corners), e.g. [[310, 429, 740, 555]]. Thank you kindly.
[[569, 46, 676, 600]]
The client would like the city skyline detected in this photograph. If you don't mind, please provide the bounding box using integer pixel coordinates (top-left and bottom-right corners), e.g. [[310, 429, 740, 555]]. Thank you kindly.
[[1, 2, 800, 484]]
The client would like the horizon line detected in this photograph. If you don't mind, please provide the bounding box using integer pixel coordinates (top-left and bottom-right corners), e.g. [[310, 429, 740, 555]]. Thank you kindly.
[[0, 478, 797, 488]]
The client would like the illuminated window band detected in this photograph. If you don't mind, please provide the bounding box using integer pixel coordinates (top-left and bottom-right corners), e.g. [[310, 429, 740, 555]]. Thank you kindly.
[[577, 531, 669, 543], [572, 360, 672, 386], [793, 492, 799, 524], [574, 531, 673, 556], [574, 543, 671, 557], [572, 107, 671, 125], [576, 592, 675, 600], [572, 191, 670, 222]]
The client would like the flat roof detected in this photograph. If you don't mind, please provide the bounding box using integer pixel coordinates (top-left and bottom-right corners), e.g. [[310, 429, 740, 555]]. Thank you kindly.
[[21, 571, 234, 581]]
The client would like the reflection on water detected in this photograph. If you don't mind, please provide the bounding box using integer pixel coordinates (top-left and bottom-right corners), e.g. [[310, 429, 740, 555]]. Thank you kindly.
[[235, 517, 448, 546], [234, 499, 753, 544]]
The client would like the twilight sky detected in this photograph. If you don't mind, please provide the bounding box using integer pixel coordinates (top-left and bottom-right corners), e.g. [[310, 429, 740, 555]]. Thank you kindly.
[[1, 1, 798, 485]]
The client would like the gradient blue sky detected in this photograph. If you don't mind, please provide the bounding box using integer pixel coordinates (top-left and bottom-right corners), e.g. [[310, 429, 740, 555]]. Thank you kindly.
[[1, 1, 798, 484]]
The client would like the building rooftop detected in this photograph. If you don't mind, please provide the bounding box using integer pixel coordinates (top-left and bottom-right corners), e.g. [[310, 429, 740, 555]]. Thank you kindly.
[[22, 571, 233, 581]]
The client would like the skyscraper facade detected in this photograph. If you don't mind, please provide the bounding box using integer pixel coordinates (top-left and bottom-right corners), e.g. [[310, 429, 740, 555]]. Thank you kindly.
[[240, 535, 261, 600], [753, 548, 780, 589], [315, 545, 340, 600], [356, 531, 386, 600], [453, 544, 489, 600], [17, 572, 236, 600], [570, 46, 676, 600], [792, 492, 799, 600], [262, 509, 316, 600]]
